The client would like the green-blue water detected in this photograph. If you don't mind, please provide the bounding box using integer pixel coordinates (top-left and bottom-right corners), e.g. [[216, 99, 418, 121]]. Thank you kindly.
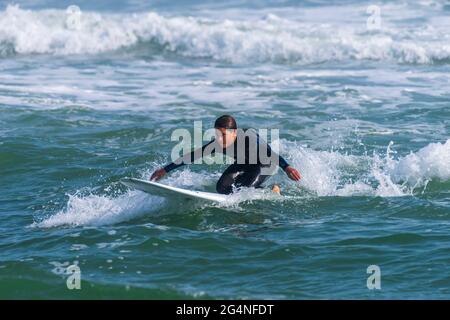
[[0, 0, 449, 299]]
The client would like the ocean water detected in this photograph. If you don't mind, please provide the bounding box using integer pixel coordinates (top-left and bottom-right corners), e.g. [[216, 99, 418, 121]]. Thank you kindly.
[[0, 0, 449, 299]]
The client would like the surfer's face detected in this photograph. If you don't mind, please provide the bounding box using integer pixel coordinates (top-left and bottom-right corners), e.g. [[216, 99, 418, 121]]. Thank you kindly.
[[215, 128, 237, 148]]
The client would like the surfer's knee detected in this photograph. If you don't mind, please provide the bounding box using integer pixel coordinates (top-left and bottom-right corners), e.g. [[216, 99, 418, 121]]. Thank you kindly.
[[216, 180, 233, 194], [216, 168, 239, 194]]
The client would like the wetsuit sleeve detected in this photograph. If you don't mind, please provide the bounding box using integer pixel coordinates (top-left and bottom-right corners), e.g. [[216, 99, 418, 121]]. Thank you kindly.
[[163, 140, 215, 173], [278, 153, 290, 171], [266, 142, 290, 170], [254, 131, 290, 171]]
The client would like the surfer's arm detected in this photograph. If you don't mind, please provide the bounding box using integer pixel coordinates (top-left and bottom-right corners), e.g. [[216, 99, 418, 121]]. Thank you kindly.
[[151, 141, 215, 181], [270, 148, 291, 172], [163, 140, 216, 173], [277, 154, 289, 171], [275, 151, 301, 181], [254, 133, 290, 171], [256, 135, 301, 181], [270, 148, 301, 180]]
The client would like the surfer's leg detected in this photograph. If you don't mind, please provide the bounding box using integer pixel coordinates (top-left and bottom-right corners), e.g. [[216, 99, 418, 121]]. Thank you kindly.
[[237, 164, 271, 189], [216, 164, 271, 194], [216, 164, 246, 194]]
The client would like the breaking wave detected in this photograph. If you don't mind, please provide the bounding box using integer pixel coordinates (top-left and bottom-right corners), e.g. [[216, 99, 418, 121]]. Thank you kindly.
[[2, 5, 450, 64]]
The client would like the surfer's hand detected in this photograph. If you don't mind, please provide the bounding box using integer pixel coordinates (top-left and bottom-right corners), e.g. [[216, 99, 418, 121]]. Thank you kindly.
[[285, 166, 301, 181], [150, 168, 166, 181]]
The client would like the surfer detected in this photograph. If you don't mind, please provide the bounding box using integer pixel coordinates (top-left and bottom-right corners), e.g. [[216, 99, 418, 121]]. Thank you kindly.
[[150, 115, 301, 194]]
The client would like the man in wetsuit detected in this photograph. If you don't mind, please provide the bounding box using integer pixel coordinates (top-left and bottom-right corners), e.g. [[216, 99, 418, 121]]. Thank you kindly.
[[150, 115, 301, 194]]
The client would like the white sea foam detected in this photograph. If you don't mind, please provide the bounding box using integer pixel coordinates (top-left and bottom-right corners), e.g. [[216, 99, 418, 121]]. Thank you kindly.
[[34, 189, 165, 228], [1, 5, 450, 64], [386, 139, 450, 187], [35, 139, 449, 227], [281, 139, 450, 197]]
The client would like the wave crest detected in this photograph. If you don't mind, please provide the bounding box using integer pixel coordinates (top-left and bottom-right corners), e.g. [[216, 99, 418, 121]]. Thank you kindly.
[[2, 5, 450, 64]]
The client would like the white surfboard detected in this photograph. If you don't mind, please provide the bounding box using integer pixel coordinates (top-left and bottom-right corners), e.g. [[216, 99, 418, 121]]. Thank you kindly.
[[120, 178, 228, 203]]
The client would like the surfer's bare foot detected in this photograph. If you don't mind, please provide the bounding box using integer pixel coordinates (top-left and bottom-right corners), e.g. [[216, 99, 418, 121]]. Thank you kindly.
[[271, 184, 281, 194]]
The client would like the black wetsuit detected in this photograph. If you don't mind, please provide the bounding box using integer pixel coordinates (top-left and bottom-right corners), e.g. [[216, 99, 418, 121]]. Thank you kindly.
[[164, 129, 290, 194]]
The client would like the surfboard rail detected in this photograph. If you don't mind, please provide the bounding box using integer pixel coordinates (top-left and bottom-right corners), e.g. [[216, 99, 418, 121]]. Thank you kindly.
[[120, 178, 228, 203]]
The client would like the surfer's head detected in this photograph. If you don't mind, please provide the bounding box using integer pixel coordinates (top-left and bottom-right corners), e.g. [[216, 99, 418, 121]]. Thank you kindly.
[[214, 115, 237, 148]]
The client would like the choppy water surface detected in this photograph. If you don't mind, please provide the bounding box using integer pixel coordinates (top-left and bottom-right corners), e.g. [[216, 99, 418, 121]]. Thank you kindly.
[[0, 0, 449, 299]]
